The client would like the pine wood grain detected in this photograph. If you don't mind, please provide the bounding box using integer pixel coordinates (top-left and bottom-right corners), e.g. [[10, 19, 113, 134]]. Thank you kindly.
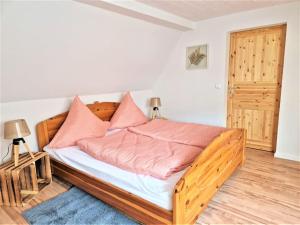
[[196, 148, 300, 224], [173, 129, 245, 224], [227, 24, 286, 152], [0, 149, 299, 225], [1, 153, 52, 207]]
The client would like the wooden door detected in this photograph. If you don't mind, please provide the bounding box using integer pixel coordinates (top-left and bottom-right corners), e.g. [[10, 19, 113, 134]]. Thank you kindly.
[[227, 24, 286, 152]]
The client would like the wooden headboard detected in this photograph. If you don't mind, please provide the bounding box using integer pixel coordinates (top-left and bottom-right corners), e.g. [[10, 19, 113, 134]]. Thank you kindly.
[[36, 102, 120, 151]]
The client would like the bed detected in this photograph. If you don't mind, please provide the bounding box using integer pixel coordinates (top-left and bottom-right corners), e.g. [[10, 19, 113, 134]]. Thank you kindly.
[[44, 144, 185, 210], [36, 101, 246, 225]]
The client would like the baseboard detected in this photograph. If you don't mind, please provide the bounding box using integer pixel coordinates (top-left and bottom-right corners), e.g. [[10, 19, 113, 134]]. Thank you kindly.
[[274, 152, 300, 162]]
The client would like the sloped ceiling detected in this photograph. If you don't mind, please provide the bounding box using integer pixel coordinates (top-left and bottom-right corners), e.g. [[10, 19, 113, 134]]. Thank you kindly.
[[138, 0, 296, 21], [74, 0, 296, 30], [1, 0, 181, 102]]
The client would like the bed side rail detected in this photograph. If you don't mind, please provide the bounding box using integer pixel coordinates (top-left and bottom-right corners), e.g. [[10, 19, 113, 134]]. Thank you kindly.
[[173, 128, 246, 224]]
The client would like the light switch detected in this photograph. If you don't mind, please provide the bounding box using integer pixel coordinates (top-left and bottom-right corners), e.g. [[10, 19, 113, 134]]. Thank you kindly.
[[215, 83, 222, 89]]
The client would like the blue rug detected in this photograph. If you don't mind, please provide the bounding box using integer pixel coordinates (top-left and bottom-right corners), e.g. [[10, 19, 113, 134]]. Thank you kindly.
[[23, 187, 139, 225]]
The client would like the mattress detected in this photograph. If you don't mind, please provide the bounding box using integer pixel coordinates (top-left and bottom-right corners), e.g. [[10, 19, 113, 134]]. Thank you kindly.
[[44, 141, 186, 210]]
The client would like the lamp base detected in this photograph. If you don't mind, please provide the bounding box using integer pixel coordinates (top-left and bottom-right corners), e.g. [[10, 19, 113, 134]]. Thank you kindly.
[[151, 108, 161, 119], [11, 138, 35, 167]]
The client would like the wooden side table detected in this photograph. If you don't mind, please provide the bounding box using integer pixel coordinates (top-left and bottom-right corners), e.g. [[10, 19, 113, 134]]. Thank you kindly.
[[0, 152, 52, 207]]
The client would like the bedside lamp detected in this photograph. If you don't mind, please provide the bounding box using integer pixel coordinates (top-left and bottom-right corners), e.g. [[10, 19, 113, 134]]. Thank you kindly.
[[150, 97, 162, 119], [4, 119, 35, 166]]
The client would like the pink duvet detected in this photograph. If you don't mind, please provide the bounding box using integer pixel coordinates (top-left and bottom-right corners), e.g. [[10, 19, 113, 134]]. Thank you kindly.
[[77, 119, 226, 179], [129, 119, 226, 148]]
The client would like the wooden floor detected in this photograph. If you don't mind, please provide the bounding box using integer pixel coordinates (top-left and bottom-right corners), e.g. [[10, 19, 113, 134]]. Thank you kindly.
[[0, 149, 299, 224]]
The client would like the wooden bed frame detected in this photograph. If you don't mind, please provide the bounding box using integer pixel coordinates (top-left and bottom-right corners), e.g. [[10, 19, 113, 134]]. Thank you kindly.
[[36, 101, 246, 225]]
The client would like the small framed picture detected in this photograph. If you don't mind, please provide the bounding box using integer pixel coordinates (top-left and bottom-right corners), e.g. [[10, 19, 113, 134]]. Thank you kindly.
[[186, 44, 208, 70]]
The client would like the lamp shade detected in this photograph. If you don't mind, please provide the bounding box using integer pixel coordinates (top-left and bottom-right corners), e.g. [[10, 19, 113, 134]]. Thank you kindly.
[[150, 97, 161, 108], [4, 119, 31, 139]]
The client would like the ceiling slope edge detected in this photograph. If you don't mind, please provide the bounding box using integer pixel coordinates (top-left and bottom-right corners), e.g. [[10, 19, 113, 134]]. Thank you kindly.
[[75, 0, 196, 31]]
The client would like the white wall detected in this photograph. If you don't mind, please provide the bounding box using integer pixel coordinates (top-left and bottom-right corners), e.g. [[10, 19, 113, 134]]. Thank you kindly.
[[1, 1, 299, 162], [0, 89, 153, 163], [154, 2, 300, 161], [1, 0, 180, 102]]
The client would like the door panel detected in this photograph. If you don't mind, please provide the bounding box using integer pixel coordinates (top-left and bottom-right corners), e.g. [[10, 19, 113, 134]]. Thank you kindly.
[[227, 25, 286, 152]]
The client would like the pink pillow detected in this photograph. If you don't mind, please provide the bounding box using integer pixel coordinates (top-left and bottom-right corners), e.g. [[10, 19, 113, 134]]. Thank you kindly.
[[110, 92, 148, 129], [49, 96, 110, 148]]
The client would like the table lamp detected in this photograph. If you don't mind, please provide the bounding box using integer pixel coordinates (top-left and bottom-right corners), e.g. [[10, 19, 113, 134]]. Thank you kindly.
[[150, 97, 162, 119], [4, 119, 35, 166]]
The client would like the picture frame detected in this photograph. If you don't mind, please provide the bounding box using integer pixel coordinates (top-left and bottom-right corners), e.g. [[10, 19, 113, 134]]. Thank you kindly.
[[186, 44, 208, 70]]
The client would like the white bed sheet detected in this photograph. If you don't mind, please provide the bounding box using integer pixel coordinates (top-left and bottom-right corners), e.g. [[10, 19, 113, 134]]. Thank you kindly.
[[44, 143, 185, 210]]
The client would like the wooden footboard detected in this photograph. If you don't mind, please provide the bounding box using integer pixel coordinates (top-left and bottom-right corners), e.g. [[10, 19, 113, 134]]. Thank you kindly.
[[173, 128, 246, 224]]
